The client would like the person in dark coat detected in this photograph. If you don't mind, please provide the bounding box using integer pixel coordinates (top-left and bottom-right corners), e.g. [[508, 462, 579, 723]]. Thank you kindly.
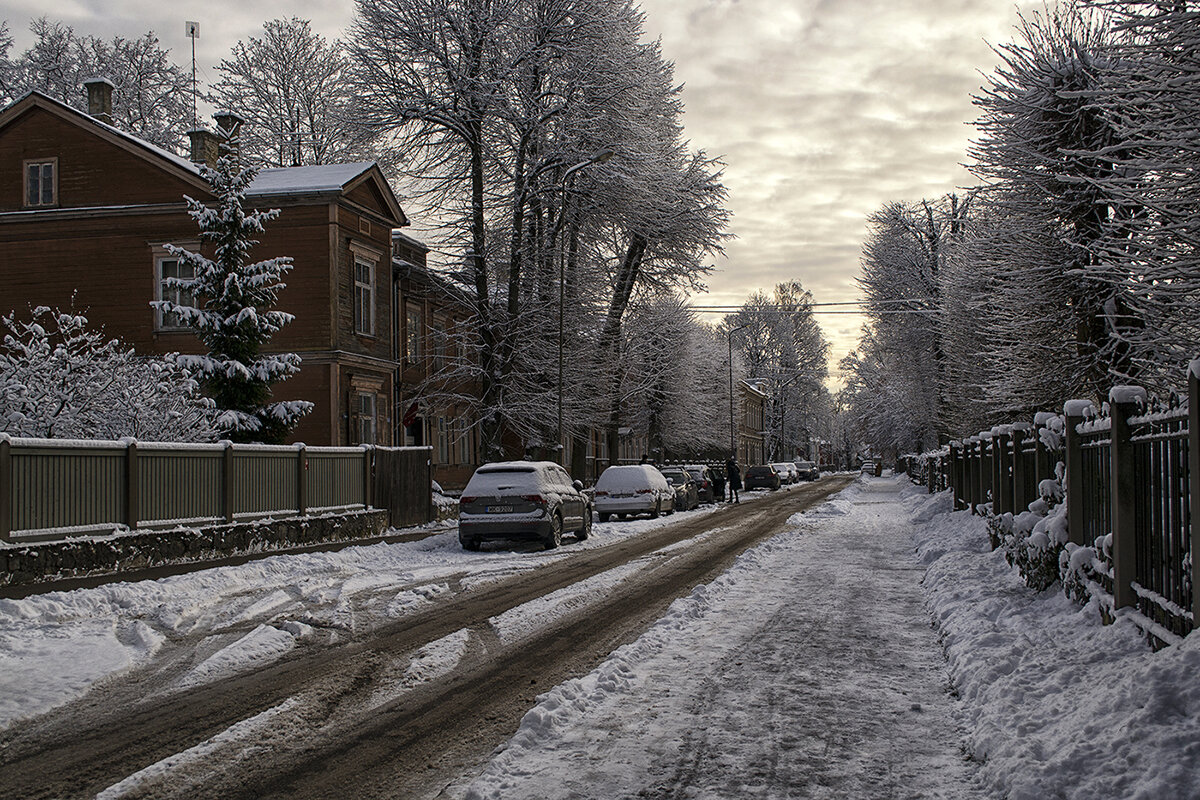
[[725, 456, 741, 503]]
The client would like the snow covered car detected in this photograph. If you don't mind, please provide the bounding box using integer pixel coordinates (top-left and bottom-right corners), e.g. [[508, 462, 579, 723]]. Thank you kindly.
[[593, 464, 675, 521], [771, 463, 796, 485], [458, 462, 592, 551], [660, 466, 699, 511], [743, 465, 781, 491]]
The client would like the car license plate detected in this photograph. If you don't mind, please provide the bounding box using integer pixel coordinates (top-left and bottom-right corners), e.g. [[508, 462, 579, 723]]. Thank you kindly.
[[486, 505, 514, 513]]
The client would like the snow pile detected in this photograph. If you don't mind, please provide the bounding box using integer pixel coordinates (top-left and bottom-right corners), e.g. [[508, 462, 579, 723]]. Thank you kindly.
[[916, 496, 1200, 799]]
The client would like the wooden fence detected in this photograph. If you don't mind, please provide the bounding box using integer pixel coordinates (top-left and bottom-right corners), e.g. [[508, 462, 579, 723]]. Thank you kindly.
[[0, 436, 433, 542], [904, 368, 1198, 638]]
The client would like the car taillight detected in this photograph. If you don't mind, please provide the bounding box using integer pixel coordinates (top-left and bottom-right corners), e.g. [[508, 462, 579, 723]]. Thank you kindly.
[[702, 481, 710, 488], [636, 488, 652, 494], [460, 496, 476, 504], [521, 494, 545, 504], [594, 490, 609, 496]]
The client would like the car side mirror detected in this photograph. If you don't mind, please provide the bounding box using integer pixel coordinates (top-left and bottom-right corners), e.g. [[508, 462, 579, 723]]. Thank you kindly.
[[573, 480, 584, 491]]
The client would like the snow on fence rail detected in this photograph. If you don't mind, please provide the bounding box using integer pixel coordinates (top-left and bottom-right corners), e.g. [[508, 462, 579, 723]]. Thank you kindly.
[[0, 436, 384, 542], [933, 367, 1199, 641]]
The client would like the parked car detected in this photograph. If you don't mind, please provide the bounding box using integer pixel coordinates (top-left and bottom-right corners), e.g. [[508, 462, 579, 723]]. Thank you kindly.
[[459, 461, 592, 551], [683, 464, 716, 504], [794, 460, 820, 481], [660, 467, 699, 511], [860, 460, 876, 476], [771, 463, 797, 485], [593, 464, 676, 521], [743, 464, 781, 491]]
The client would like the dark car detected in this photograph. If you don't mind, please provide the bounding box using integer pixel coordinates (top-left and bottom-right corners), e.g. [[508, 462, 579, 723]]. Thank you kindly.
[[683, 464, 716, 504], [743, 464, 781, 491], [660, 467, 699, 511], [459, 461, 592, 550], [794, 460, 820, 481]]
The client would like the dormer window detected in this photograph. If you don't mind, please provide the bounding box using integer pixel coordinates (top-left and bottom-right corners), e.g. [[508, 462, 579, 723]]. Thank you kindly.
[[24, 159, 57, 208]]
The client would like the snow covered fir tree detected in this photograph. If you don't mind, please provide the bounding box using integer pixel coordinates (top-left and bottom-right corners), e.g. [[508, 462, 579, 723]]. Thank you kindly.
[[152, 118, 312, 444]]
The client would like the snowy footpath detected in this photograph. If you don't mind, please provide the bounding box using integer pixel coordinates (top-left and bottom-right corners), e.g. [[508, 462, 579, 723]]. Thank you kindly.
[[454, 476, 981, 800], [457, 475, 1200, 800]]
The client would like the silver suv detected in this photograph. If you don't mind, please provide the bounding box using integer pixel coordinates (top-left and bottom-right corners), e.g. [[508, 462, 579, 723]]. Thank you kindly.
[[459, 462, 592, 551]]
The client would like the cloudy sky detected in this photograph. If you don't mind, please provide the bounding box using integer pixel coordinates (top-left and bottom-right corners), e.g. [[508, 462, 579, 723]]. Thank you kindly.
[[4, 0, 1043, 379]]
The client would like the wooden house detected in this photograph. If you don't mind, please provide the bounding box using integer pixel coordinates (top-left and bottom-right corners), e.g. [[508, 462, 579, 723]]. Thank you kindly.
[[0, 84, 412, 447]]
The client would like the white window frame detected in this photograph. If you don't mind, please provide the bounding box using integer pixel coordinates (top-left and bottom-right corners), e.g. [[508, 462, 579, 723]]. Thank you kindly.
[[355, 391, 378, 445], [23, 158, 57, 208], [353, 255, 375, 336], [153, 243, 200, 331], [405, 304, 424, 363]]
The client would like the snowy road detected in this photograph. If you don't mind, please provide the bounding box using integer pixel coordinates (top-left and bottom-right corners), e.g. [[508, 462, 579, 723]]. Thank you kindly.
[[0, 477, 854, 799], [452, 476, 982, 800]]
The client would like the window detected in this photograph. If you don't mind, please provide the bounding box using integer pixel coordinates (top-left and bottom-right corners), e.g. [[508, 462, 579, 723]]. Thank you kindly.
[[156, 252, 198, 330], [432, 320, 447, 373], [354, 256, 374, 336], [405, 305, 424, 363], [24, 159, 56, 208], [356, 391, 377, 445], [458, 416, 471, 464], [437, 416, 449, 464]]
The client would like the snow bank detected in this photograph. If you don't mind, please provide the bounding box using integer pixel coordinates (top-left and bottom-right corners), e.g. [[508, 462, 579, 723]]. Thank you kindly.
[[914, 494, 1200, 799]]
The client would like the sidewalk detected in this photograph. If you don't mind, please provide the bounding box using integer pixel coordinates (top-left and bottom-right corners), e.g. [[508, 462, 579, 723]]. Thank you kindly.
[[454, 476, 983, 799]]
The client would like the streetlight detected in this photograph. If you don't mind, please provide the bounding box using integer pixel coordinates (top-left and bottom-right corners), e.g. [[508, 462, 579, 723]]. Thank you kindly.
[[557, 149, 615, 464], [727, 324, 747, 459]]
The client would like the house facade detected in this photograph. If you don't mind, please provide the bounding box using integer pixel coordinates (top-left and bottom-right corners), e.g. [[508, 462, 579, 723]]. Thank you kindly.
[[737, 379, 767, 466], [0, 85, 410, 447]]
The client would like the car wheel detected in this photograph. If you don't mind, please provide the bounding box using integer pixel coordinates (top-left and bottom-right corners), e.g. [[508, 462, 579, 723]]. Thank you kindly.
[[461, 537, 481, 551], [650, 500, 660, 519], [599, 512, 610, 523], [578, 508, 592, 540], [544, 511, 563, 550]]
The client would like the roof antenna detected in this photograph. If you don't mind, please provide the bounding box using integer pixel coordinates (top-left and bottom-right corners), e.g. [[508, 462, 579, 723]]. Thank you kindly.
[[185, 21, 200, 131]]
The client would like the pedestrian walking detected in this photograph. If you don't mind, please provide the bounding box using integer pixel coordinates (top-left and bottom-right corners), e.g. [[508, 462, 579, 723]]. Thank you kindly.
[[725, 456, 741, 504]]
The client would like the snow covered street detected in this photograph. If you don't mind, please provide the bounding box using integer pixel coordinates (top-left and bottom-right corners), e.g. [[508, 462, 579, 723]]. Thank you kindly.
[[453, 475, 980, 800], [3, 474, 1199, 799]]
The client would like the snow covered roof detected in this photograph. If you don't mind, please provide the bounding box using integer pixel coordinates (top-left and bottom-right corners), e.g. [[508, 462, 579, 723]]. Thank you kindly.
[[248, 163, 377, 197]]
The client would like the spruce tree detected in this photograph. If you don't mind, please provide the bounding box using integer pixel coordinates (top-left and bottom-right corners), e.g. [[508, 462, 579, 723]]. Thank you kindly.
[[153, 128, 312, 443]]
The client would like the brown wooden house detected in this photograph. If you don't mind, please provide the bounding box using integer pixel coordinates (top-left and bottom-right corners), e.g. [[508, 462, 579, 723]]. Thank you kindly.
[[0, 85, 412, 447]]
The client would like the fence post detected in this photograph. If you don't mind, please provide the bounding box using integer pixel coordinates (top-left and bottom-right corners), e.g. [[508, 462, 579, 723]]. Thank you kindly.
[[986, 431, 999, 514], [125, 438, 139, 530], [1011, 425, 1027, 512], [1063, 402, 1088, 546], [996, 427, 1013, 515], [949, 442, 960, 507], [1189, 364, 1199, 630], [0, 434, 10, 542], [1109, 387, 1145, 611], [1033, 413, 1051, 494], [222, 441, 235, 524], [296, 443, 307, 516], [363, 445, 374, 509], [970, 436, 983, 514]]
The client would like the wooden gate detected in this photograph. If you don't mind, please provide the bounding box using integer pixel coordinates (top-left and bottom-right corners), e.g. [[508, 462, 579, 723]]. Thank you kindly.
[[373, 446, 433, 529]]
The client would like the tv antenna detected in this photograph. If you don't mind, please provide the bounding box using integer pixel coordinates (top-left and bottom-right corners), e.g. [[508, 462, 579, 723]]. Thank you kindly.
[[185, 21, 200, 130]]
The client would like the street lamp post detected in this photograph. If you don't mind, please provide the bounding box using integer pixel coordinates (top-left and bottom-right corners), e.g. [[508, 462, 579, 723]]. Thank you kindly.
[[728, 324, 747, 459]]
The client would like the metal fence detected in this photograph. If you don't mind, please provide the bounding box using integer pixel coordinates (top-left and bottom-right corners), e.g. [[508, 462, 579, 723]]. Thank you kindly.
[[0, 437, 434, 542], [934, 368, 1199, 638]]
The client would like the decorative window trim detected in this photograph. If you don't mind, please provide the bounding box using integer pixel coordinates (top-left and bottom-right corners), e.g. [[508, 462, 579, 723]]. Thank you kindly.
[[23, 158, 58, 208], [152, 241, 200, 332], [349, 241, 383, 339]]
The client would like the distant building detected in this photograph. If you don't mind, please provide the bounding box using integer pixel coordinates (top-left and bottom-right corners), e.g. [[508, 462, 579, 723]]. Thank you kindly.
[[738, 380, 767, 465]]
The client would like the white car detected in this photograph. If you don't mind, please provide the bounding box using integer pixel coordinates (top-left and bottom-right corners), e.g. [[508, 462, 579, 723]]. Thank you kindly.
[[771, 463, 797, 485], [593, 464, 675, 522], [459, 461, 592, 550]]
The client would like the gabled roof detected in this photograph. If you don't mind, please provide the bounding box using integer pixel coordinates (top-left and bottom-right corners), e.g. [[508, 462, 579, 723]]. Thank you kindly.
[[0, 90, 210, 193], [0, 90, 408, 225]]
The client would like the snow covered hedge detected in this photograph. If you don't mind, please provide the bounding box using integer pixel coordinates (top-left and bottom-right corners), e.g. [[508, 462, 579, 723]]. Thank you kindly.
[[0, 306, 218, 441]]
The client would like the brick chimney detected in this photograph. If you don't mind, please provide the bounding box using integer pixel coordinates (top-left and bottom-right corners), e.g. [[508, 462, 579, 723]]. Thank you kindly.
[[83, 78, 114, 125], [213, 110, 245, 162], [187, 128, 219, 168]]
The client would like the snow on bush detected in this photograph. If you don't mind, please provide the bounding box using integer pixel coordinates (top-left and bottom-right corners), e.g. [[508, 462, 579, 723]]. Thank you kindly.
[[0, 305, 218, 441]]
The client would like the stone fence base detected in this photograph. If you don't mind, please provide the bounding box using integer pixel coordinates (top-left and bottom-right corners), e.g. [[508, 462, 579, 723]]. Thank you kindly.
[[1, 509, 389, 587]]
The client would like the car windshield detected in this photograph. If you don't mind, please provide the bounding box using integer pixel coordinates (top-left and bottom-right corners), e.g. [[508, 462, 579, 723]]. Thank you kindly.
[[661, 470, 687, 482]]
